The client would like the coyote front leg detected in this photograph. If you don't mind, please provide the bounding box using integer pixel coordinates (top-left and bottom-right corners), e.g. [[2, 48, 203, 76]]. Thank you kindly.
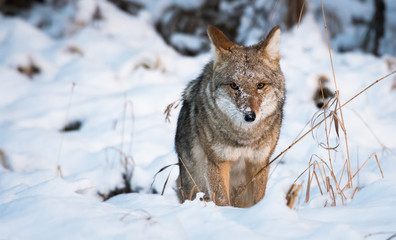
[[246, 160, 270, 206], [207, 160, 231, 206]]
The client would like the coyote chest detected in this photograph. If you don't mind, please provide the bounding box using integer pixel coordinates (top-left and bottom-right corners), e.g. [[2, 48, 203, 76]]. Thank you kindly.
[[212, 143, 272, 163], [175, 25, 285, 208]]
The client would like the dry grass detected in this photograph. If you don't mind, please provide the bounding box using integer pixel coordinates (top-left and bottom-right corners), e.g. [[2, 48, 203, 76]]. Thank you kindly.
[[56, 82, 77, 178], [99, 97, 137, 200], [119, 209, 157, 224], [164, 99, 181, 122], [151, 163, 179, 195], [296, 1, 387, 205], [267, 2, 393, 207], [17, 57, 41, 79], [290, 65, 393, 206], [119, 97, 135, 169], [178, 157, 205, 203], [286, 183, 303, 209], [297, 0, 306, 29], [55, 83, 137, 199], [0, 149, 8, 169], [321, 0, 353, 190], [66, 45, 84, 56], [385, 56, 396, 90]]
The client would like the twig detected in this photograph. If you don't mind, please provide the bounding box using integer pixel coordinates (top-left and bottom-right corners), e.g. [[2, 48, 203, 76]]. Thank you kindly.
[[350, 108, 395, 155], [341, 152, 383, 192], [321, 0, 353, 189], [269, 0, 282, 30], [164, 99, 181, 122], [56, 82, 76, 177], [297, 0, 306, 29], [179, 157, 205, 203], [150, 163, 179, 194]]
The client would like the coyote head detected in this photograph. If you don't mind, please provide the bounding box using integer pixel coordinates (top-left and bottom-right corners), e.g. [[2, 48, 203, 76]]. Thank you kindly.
[[207, 25, 285, 127]]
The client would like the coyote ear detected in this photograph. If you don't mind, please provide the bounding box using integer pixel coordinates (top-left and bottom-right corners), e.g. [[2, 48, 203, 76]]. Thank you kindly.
[[258, 26, 281, 61], [207, 25, 234, 61]]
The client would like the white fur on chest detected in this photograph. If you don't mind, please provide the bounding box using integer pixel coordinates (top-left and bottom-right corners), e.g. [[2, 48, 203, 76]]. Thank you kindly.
[[212, 144, 271, 163]]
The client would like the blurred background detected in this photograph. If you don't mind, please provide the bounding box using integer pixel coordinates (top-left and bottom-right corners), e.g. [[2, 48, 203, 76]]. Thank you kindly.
[[0, 0, 394, 57]]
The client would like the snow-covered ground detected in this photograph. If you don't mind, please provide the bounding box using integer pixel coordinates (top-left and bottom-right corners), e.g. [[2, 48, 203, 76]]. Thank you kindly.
[[1, 1, 396, 239]]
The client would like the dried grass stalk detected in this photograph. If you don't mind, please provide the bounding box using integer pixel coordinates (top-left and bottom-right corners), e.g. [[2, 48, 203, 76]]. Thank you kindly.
[[286, 183, 303, 209]]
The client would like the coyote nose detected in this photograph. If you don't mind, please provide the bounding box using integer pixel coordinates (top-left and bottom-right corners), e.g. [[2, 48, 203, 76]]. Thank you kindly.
[[244, 111, 256, 122]]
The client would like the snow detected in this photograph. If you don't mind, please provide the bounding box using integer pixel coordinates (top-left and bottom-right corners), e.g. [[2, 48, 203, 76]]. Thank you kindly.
[[1, 1, 396, 239], [170, 33, 204, 53]]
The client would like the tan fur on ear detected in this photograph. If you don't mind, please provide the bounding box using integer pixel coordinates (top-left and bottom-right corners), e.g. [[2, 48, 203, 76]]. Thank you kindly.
[[257, 26, 281, 61], [207, 25, 234, 51]]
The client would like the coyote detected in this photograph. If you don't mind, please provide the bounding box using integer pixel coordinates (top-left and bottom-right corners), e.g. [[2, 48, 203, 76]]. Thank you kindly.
[[175, 25, 285, 208]]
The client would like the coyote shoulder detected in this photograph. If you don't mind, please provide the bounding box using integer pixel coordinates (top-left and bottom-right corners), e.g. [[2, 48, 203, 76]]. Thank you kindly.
[[175, 25, 285, 207]]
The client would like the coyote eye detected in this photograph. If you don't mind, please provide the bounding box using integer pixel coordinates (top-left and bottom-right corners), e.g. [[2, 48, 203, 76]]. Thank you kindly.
[[230, 82, 239, 90], [257, 83, 266, 89]]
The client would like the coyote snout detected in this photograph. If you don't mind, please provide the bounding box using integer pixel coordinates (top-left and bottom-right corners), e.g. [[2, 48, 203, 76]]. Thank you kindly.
[[175, 25, 285, 208], [244, 111, 256, 122]]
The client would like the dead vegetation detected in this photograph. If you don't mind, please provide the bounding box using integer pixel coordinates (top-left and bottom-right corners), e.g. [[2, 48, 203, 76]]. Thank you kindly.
[[313, 75, 335, 109], [17, 57, 41, 79], [0, 149, 9, 169], [385, 56, 396, 90], [151, 163, 179, 196], [99, 97, 138, 201], [275, 1, 391, 207], [56, 82, 77, 177], [61, 120, 82, 132], [286, 183, 302, 209], [164, 99, 181, 123], [98, 172, 134, 201], [163, 1, 396, 208], [66, 45, 84, 56]]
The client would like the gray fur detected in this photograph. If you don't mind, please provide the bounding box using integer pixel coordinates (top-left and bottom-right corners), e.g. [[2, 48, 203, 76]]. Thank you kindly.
[[175, 26, 285, 207]]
